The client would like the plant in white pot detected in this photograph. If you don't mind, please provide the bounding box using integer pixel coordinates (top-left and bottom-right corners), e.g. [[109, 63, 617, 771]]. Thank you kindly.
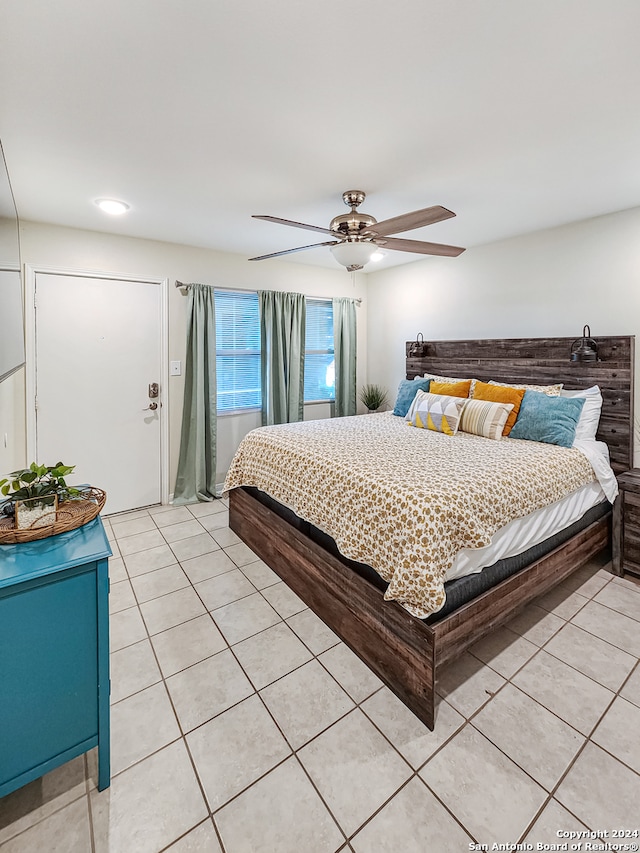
[[0, 462, 85, 529], [359, 384, 389, 413]]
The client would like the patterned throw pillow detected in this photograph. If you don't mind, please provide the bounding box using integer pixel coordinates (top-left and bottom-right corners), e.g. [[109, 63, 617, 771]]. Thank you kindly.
[[393, 378, 431, 417], [416, 372, 476, 396], [416, 372, 465, 383], [509, 390, 585, 447], [430, 379, 472, 398], [489, 380, 563, 396], [473, 380, 526, 436], [459, 399, 514, 440], [407, 390, 466, 435]]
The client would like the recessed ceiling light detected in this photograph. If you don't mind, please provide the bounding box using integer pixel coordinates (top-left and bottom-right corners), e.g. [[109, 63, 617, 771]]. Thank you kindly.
[[95, 198, 130, 215], [370, 250, 386, 262]]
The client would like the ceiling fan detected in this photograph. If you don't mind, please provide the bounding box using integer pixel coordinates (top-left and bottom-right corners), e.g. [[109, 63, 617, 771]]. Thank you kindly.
[[249, 190, 465, 271]]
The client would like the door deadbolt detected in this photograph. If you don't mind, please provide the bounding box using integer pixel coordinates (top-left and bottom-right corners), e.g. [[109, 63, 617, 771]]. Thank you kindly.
[[149, 382, 159, 398]]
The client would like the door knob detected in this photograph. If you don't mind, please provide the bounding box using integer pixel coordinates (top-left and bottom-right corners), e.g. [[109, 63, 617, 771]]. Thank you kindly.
[[143, 402, 158, 411]]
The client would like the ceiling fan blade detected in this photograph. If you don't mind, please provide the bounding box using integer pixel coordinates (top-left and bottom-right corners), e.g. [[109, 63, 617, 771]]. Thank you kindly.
[[253, 215, 336, 236], [249, 241, 340, 261], [379, 236, 466, 257], [365, 205, 456, 238]]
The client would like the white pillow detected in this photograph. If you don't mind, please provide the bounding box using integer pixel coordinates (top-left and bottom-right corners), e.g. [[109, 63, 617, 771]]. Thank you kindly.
[[560, 385, 603, 442]]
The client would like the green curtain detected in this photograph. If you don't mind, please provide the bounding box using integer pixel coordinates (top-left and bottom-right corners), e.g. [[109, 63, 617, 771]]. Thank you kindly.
[[173, 283, 218, 504], [333, 296, 357, 417], [259, 290, 306, 426]]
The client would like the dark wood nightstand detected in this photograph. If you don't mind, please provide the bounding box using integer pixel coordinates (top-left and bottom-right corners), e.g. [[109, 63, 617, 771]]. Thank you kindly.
[[613, 469, 640, 578]]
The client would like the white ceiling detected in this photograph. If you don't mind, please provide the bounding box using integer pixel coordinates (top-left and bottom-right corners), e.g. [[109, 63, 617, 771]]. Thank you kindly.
[[2, 0, 640, 271]]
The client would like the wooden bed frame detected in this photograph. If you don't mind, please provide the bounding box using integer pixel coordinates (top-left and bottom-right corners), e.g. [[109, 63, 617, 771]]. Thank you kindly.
[[229, 335, 634, 729]]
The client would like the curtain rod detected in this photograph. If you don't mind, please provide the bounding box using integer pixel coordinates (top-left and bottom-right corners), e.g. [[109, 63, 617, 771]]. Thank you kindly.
[[175, 280, 361, 304]]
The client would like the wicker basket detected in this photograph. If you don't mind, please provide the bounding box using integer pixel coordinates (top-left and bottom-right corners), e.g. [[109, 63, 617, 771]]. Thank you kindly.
[[0, 487, 107, 544]]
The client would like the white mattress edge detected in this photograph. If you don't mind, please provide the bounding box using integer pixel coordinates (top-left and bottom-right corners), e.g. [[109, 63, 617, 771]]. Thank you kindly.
[[447, 481, 607, 581]]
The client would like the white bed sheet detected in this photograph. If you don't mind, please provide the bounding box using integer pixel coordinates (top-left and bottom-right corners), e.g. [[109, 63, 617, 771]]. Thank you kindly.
[[447, 480, 607, 581], [447, 436, 615, 582]]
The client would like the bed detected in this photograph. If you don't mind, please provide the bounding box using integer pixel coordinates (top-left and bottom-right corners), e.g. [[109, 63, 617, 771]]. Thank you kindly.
[[226, 335, 634, 729]]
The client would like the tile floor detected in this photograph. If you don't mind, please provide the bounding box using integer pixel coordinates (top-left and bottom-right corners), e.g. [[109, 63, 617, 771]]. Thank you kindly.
[[1, 499, 640, 852]]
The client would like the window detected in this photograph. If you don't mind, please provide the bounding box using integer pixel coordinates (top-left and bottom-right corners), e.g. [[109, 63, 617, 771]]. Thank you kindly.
[[214, 291, 335, 413], [304, 299, 334, 402], [215, 290, 261, 413]]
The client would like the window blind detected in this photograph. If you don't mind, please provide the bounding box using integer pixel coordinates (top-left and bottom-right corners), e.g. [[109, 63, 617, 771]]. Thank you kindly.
[[304, 299, 335, 402], [215, 290, 261, 413]]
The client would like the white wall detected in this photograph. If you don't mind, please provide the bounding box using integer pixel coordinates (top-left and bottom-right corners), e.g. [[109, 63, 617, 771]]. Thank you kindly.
[[9, 221, 368, 488], [367, 207, 640, 422]]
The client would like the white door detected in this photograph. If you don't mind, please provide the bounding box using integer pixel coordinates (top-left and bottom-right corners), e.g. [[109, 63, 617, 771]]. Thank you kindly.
[[33, 272, 165, 515]]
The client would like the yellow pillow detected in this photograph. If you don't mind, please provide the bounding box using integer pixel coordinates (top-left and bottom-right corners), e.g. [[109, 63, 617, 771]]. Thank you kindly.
[[430, 379, 472, 399], [473, 380, 525, 435]]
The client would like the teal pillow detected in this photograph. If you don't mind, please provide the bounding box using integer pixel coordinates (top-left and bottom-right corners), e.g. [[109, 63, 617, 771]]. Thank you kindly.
[[510, 390, 585, 447], [392, 378, 431, 417]]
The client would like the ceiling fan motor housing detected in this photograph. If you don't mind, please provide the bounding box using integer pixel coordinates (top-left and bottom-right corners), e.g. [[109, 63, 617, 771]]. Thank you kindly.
[[329, 213, 378, 239], [330, 191, 377, 239]]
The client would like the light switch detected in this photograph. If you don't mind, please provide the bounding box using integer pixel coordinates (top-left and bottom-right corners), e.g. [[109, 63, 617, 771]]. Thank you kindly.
[[170, 360, 182, 376]]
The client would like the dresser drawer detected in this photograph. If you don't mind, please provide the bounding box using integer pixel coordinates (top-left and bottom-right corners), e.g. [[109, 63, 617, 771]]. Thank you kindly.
[[624, 490, 640, 520], [623, 527, 640, 572], [0, 568, 99, 787], [618, 479, 640, 578]]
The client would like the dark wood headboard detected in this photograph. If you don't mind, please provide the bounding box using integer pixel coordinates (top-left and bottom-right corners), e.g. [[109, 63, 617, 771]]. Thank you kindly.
[[406, 335, 635, 474]]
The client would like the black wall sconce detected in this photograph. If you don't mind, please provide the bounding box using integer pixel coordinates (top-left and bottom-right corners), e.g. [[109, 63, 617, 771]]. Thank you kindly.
[[409, 333, 429, 358], [570, 325, 598, 363]]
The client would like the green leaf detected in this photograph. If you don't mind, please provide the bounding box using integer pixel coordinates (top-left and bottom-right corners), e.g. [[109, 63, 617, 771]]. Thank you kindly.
[[0, 461, 79, 501]]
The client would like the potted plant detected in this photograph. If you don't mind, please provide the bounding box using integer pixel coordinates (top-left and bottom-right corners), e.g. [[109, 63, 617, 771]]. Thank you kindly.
[[0, 462, 86, 530], [359, 384, 389, 413]]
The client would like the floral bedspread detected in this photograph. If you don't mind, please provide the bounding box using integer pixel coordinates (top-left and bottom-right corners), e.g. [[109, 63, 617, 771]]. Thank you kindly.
[[223, 413, 595, 617]]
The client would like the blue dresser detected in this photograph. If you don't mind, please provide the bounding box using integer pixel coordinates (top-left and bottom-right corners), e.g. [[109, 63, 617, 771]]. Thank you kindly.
[[0, 517, 112, 797]]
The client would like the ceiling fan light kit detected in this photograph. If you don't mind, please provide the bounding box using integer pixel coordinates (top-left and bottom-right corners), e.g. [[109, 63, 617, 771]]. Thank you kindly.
[[250, 190, 466, 270], [330, 240, 380, 272]]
